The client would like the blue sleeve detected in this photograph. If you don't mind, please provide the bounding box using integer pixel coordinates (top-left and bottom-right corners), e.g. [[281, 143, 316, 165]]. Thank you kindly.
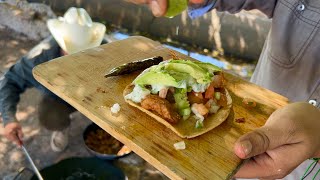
[[0, 37, 59, 126], [0, 56, 35, 126], [188, 0, 216, 19], [188, 0, 277, 18]]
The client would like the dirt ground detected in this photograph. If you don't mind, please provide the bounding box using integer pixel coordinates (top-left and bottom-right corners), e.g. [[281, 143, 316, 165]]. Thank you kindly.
[[0, 27, 168, 179]]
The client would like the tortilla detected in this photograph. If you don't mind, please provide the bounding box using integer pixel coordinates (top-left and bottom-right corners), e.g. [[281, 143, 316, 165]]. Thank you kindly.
[[123, 85, 232, 138]]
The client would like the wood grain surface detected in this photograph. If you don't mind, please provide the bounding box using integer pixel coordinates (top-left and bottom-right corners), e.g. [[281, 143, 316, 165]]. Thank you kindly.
[[33, 36, 289, 180]]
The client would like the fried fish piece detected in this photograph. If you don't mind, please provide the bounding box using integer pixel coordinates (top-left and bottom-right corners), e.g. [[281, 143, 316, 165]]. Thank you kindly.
[[141, 95, 181, 124]]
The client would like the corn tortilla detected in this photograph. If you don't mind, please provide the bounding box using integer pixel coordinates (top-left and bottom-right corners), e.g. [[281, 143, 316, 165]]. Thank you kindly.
[[123, 85, 232, 138]]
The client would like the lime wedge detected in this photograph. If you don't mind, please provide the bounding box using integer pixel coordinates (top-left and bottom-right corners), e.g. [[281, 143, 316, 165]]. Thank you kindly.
[[165, 0, 188, 18]]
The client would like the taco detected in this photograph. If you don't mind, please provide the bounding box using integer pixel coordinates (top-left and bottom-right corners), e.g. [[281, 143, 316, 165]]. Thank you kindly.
[[123, 59, 232, 138]]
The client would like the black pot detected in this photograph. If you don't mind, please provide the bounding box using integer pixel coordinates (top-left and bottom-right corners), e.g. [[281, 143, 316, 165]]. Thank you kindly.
[[30, 157, 125, 180]]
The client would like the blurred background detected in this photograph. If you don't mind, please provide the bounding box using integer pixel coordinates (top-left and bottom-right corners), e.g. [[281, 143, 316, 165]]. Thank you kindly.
[[0, 0, 271, 179]]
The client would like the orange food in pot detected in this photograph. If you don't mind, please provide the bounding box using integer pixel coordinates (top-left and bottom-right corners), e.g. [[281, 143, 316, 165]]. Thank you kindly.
[[85, 129, 123, 154]]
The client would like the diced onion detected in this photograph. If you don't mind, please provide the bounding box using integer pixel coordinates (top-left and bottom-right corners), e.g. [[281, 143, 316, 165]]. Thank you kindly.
[[111, 103, 121, 114], [209, 105, 220, 114], [195, 114, 204, 121], [174, 141, 186, 150]]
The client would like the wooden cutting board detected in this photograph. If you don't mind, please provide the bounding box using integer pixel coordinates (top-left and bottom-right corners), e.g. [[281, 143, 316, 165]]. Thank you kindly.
[[33, 36, 289, 180]]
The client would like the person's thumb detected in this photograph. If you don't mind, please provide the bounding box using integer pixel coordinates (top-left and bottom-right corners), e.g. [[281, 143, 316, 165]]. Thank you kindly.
[[17, 129, 23, 140], [17, 129, 24, 144], [234, 126, 289, 159], [149, 0, 167, 17]]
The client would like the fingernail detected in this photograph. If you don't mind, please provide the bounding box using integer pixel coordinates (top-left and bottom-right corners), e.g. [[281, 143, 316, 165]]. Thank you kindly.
[[240, 140, 252, 156], [150, 1, 162, 17]]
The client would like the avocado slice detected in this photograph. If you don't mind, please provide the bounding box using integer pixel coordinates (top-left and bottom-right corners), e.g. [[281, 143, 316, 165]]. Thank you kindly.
[[133, 71, 179, 87], [194, 62, 221, 73], [170, 60, 221, 73], [169, 71, 190, 82], [165, 0, 188, 18], [165, 60, 211, 84]]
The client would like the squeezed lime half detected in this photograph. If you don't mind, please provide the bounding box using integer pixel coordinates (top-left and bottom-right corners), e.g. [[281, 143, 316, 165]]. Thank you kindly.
[[165, 0, 188, 18]]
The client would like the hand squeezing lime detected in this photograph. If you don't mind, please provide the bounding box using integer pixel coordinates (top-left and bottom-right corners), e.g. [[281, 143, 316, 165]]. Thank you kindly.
[[165, 0, 188, 18]]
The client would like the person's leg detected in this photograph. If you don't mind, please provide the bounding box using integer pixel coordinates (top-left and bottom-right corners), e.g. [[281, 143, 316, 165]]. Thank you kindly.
[[38, 95, 75, 131], [38, 95, 76, 152]]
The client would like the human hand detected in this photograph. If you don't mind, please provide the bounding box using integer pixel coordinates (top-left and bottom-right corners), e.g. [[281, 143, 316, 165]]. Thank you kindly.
[[125, 0, 205, 17], [233, 102, 320, 179], [4, 122, 23, 147]]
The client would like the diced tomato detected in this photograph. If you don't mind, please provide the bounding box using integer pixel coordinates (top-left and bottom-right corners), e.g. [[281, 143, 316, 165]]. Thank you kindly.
[[205, 83, 215, 99]]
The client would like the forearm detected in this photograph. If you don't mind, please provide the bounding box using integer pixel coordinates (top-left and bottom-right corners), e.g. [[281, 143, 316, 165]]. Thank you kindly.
[[0, 37, 57, 127], [1, 113, 17, 127], [1, 103, 19, 127], [0, 68, 29, 126], [0, 79, 22, 126]]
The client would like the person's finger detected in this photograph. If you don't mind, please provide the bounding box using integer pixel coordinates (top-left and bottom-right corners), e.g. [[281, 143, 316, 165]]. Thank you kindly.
[[17, 129, 24, 146], [6, 132, 16, 142], [11, 130, 22, 147], [149, 0, 167, 17], [234, 143, 308, 179], [234, 153, 274, 179], [125, 0, 148, 4], [17, 129, 23, 140], [14, 134, 23, 147], [4, 123, 23, 147], [234, 125, 295, 159], [7, 131, 21, 147], [189, 0, 205, 4]]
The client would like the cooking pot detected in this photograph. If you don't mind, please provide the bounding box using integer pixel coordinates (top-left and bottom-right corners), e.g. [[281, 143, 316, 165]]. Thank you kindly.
[[30, 157, 125, 180], [83, 123, 132, 160]]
